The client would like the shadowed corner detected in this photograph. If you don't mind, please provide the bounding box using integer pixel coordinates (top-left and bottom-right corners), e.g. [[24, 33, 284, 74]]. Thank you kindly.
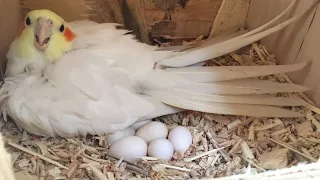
[[0, 0, 21, 82], [178, 0, 189, 8]]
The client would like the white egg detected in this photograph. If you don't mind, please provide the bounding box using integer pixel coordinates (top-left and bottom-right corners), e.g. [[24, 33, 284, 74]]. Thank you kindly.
[[136, 121, 168, 143], [130, 120, 152, 130], [168, 126, 192, 153], [109, 136, 147, 163], [106, 127, 135, 145], [148, 139, 174, 161]]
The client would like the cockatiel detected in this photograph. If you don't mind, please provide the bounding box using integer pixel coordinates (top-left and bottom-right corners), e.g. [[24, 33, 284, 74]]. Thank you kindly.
[[0, 1, 317, 138]]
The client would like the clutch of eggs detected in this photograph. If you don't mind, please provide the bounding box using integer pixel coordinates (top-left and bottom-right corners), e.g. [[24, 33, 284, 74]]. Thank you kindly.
[[109, 121, 192, 163]]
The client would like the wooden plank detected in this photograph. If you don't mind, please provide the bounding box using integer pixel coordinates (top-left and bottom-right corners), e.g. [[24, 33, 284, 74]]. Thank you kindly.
[[144, 0, 222, 39], [122, 0, 150, 43], [89, 0, 124, 23], [143, 0, 166, 25], [209, 0, 250, 38], [170, 0, 222, 21], [149, 20, 212, 39], [144, 0, 222, 24]]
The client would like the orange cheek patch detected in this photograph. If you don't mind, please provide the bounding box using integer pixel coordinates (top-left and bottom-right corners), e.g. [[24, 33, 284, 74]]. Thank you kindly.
[[64, 27, 76, 42]]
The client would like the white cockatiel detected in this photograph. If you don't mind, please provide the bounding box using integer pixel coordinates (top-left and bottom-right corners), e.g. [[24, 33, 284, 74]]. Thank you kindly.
[[0, 2, 316, 138]]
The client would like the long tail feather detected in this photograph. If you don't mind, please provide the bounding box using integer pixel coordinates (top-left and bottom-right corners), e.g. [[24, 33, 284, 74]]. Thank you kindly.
[[164, 60, 310, 83], [159, 0, 318, 67], [158, 29, 249, 52], [146, 90, 305, 106], [149, 92, 303, 117], [183, 79, 309, 95]]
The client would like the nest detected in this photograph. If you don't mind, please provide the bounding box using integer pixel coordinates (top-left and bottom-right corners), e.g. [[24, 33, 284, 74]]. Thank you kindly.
[[1, 42, 320, 180], [1, 0, 320, 179]]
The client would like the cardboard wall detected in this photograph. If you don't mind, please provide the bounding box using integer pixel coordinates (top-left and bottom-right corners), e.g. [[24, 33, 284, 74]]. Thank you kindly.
[[247, 0, 320, 106], [0, 0, 21, 74]]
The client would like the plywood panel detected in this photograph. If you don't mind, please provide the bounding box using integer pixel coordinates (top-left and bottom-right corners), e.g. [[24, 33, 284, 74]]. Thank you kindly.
[[209, 0, 250, 37]]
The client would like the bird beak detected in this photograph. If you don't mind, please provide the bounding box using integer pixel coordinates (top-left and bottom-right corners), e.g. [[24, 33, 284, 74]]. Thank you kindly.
[[34, 18, 53, 51]]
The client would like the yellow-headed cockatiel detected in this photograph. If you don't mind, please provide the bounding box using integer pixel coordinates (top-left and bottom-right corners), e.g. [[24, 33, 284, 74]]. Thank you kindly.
[[0, 2, 316, 138]]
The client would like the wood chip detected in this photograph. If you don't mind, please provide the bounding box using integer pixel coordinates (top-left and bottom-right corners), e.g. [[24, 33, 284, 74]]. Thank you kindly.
[[211, 154, 221, 167], [30, 156, 37, 174], [241, 141, 254, 160], [271, 128, 289, 137], [259, 148, 289, 170], [255, 120, 282, 131], [201, 138, 208, 152], [269, 138, 317, 162], [227, 119, 241, 130], [239, 117, 256, 127], [306, 113, 320, 130], [296, 120, 313, 135], [204, 114, 231, 126], [228, 138, 242, 154], [71, 147, 85, 162], [230, 52, 243, 64], [65, 161, 79, 178], [252, 43, 266, 62], [241, 158, 266, 172], [184, 148, 223, 162], [7, 141, 68, 169], [248, 125, 255, 141], [305, 137, 320, 144], [301, 147, 315, 161], [107, 172, 116, 180], [88, 165, 108, 180], [288, 134, 298, 144], [153, 164, 191, 172], [206, 131, 231, 161]]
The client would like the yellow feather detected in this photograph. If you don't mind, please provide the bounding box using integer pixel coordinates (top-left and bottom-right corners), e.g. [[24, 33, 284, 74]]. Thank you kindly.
[[13, 9, 73, 61]]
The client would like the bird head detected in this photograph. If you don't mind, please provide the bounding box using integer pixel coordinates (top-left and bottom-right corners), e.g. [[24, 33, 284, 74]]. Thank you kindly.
[[13, 9, 76, 62]]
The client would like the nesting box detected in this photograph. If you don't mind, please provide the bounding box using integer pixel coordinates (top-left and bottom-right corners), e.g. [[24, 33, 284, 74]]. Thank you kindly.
[[1, 0, 320, 179]]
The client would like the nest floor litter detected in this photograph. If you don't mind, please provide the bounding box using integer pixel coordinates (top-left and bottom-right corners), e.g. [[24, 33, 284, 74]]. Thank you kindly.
[[1, 41, 320, 180]]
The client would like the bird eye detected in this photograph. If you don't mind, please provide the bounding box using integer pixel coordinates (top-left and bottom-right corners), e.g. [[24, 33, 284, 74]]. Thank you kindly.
[[26, 17, 31, 26], [59, 24, 65, 32]]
